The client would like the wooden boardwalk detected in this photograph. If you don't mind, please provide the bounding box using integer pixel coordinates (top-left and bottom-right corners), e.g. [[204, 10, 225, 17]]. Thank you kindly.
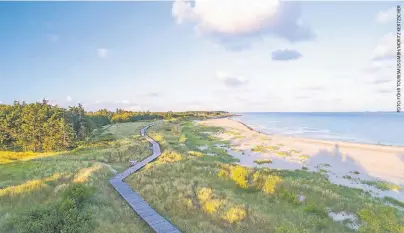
[[109, 123, 182, 233]]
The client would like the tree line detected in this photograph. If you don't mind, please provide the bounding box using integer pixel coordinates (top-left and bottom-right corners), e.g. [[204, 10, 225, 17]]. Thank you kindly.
[[0, 100, 229, 152]]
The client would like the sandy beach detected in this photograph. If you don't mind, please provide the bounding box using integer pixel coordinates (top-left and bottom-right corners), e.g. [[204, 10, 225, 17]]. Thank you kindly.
[[200, 118, 404, 202]]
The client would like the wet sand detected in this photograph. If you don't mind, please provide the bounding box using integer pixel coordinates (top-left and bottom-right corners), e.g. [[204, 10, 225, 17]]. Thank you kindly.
[[200, 118, 404, 201]]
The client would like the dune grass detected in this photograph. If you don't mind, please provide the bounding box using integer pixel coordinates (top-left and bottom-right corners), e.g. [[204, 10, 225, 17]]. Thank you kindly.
[[1, 119, 403, 233], [251, 145, 280, 153], [253, 159, 273, 165], [0, 121, 154, 233], [0, 150, 63, 165], [126, 120, 404, 233], [361, 180, 401, 192]]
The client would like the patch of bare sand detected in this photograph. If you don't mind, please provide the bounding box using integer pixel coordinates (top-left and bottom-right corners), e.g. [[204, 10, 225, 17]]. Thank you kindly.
[[200, 118, 404, 201]]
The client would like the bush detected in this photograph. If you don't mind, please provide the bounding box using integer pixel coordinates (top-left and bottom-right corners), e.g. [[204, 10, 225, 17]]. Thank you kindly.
[[198, 187, 213, 203], [222, 207, 246, 223], [230, 166, 249, 189], [158, 150, 183, 163], [203, 199, 221, 214], [262, 175, 282, 194], [279, 190, 300, 205], [10, 183, 94, 233], [358, 207, 404, 233]]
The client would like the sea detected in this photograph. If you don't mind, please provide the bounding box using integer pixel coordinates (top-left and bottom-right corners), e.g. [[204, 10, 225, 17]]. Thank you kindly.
[[233, 112, 404, 147]]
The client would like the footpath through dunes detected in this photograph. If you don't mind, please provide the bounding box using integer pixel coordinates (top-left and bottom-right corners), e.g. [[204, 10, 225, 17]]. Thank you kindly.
[[109, 123, 182, 233]]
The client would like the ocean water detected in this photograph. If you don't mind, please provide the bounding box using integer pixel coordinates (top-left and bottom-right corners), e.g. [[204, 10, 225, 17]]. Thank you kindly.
[[233, 112, 404, 146]]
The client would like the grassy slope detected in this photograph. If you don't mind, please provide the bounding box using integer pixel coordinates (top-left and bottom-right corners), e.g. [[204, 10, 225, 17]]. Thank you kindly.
[[0, 121, 154, 233], [126, 120, 404, 233], [1, 119, 403, 233]]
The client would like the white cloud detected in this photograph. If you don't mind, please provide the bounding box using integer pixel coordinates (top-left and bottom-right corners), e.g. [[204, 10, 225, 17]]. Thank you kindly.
[[173, 0, 280, 35], [97, 48, 108, 58], [376, 7, 396, 23], [216, 71, 248, 88], [372, 33, 395, 60], [172, 0, 314, 50], [66, 96, 72, 102]]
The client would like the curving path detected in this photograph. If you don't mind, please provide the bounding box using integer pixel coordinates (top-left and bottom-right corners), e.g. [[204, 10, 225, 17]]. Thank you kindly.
[[109, 123, 182, 233]]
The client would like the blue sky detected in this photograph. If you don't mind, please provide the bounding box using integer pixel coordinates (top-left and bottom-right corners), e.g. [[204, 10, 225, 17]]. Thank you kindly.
[[0, 1, 398, 112]]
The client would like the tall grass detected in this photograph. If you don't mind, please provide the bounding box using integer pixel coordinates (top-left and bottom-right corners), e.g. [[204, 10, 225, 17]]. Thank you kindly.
[[126, 120, 404, 233], [0, 121, 155, 233]]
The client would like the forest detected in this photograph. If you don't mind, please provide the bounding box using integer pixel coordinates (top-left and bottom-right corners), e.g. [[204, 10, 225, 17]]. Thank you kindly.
[[0, 100, 229, 152]]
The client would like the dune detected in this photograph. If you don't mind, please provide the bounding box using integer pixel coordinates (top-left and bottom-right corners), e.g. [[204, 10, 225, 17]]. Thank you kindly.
[[200, 118, 404, 201]]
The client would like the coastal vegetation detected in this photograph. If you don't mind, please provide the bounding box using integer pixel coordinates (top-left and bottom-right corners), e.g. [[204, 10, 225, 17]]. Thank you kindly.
[[0, 100, 229, 152], [253, 159, 273, 164], [361, 180, 402, 192], [127, 120, 404, 233], [0, 105, 403, 232]]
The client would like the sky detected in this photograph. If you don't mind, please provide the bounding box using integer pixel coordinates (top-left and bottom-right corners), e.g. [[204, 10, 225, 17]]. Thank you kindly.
[[0, 1, 399, 112]]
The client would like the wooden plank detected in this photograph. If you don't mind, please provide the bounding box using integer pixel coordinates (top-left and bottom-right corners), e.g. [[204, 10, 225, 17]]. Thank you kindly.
[[109, 123, 181, 233]]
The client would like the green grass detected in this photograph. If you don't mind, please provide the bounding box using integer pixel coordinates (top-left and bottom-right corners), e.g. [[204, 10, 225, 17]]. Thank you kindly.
[[384, 197, 404, 208], [361, 180, 401, 191], [126, 120, 404, 233], [0, 121, 154, 233], [1, 120, 404, 233], [0, 150, 63, 165], [254, 159, 273, 165]]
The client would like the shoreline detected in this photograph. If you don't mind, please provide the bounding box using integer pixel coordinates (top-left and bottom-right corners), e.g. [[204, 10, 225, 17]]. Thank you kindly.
[[200, 117, 404, 201], [228, 116, 404, 149]]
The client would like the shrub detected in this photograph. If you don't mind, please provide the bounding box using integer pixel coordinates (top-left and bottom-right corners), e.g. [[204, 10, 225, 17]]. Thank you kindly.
[[11, 184, 94, 233], [262, 175, 282, 194], [158, 150, 183, 163], [230, 166, 249, 189], [203, 199, 221, 214], [222, 207, 246, 223], [198, 187, 213, 203], [358, 207, 404, 233], [279, 190, 300, 205]]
